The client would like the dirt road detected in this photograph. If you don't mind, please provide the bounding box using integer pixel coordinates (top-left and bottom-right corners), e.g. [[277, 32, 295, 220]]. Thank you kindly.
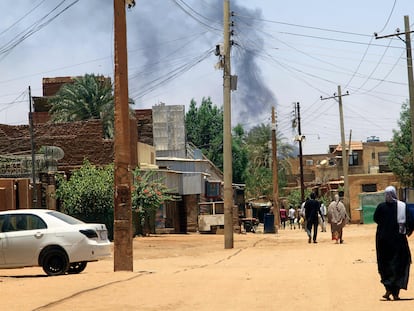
[[1, 223, 413, 310]]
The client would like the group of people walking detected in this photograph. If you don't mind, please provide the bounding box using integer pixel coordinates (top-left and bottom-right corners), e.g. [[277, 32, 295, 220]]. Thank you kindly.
[[301, 192, 349, 243], [285, 192, 349, 244], [291, 186, 414, 301]]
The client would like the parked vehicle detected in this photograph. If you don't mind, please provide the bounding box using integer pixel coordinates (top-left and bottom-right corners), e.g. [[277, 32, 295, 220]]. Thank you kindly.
[[0, 209, 111, 276], [198, 201, 224, 233]]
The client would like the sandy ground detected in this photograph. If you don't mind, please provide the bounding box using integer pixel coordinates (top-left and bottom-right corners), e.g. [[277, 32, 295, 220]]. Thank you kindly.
[[1, 223, 414, 311]]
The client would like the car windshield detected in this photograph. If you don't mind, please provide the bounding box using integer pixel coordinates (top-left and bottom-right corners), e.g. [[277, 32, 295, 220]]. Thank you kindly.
[[47, 211, 85, 225]]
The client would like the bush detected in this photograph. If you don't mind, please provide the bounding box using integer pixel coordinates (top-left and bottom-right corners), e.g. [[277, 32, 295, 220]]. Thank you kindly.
[[55, 160, 114, 240]]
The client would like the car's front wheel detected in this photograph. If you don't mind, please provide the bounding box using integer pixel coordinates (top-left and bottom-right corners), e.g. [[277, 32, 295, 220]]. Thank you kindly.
[[67, 261, 87, 274], [41, 248, 69, 276]]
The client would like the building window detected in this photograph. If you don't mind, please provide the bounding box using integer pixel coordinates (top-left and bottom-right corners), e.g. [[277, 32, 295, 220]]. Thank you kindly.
[[378, 152, 389, 165], [378, 151, 391, 172], [362, 184, 377, 192], [305, 159, 313, 166], [349, 152, 359, 166], [371, 152, 375, 160]]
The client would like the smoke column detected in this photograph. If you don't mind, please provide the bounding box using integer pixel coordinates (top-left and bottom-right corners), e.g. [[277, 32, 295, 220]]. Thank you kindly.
[[127, 0, 277, 127]]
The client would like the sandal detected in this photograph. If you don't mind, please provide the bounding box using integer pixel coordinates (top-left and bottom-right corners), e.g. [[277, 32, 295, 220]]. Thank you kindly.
[[382, 291, 391, 300]]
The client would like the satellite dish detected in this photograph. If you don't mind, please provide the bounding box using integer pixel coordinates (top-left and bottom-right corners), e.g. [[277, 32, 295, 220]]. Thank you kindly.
[[42, 146, 64, 160], [320, 159, 328, 167]]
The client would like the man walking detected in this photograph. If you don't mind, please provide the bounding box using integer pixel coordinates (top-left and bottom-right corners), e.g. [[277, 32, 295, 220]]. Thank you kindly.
[[304, 192, 324, 243], [319, 201, 327, 232]]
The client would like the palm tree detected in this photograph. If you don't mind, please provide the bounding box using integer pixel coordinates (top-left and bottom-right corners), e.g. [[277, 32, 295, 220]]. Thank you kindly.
[[245, 123, 294, 199], [48, 74, 114, 138]]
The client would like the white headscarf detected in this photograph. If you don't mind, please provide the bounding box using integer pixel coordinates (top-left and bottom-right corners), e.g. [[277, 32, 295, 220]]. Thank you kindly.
[[384, 186, 397, 202], [385, 186, 406, 224]]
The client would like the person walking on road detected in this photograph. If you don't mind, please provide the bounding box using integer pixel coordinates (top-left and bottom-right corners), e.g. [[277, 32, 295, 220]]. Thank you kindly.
[[304, 192, 324, 243], [319, 201, 327, 232], [288, 205, 296, 229], [327, 194, 349, 244], [374, 186, 414, 301], [280, 205, 287, 229]]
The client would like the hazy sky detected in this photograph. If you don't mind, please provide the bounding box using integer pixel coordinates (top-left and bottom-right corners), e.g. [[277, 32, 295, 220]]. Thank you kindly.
[[0, 0, 413, 154]]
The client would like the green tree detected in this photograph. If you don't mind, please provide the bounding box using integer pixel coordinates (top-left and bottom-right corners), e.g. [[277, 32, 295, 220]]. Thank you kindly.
[[285, 188, 312, 208], [232, 123, 248, 183], [185, 99, 248, 183], [55, 160, 114, 239], [55, 162, 175, 239], [48, 74, 114, 138], [388, 101, 414, 187], [131, 169, 174, 236], [185, 97, 223, 170]]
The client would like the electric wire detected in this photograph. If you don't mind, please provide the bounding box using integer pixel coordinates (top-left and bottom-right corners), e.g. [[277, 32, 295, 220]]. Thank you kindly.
[[0, 89, 27, 114], [171, 0, 222, 33], [0, 0, 47, 37], [232, 13, 372, 38], [233, 14, 407, 96], [129, 48, 214, 101], [356, 49, 405, 95], [0, 0, 80, 61], [376, 0, 398, 35], [343, 0, 397, 89], [343, 35, 375, 89]]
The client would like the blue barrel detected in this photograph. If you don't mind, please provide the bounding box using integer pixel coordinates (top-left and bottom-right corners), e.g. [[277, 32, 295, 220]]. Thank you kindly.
[[264, 213, 275, 233]]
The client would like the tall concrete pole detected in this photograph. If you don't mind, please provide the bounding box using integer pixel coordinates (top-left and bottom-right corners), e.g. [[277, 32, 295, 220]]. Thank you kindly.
[[321, 89, 350, 215], [404, 16, 414, 166], [223, 0, 233, 249], [271, 107, 280, 231], [337, 86, 350, 216], [113, 0, 133, 271]]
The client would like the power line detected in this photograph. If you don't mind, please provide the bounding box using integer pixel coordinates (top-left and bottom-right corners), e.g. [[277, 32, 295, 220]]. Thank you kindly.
[[171, 0, 222, 32], [0, 0, 47, 37], [274, 31, 404, 50], [233, 17, 407, 98], [0, 0, 80, 61], [376, 0, 398, 34], [233, 13, 372, 37], [129, 48, 215, 100], [0, 89, 27, 113]]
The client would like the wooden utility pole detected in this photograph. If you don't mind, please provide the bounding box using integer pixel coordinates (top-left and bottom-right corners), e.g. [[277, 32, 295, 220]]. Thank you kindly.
[[375, 15, 414, 166], [28, 86, 37, 208], [223, 0, 233, 249], [321, 87, 350, 216], [113, 0, 133, 271], [271, 107, 280, 231], [295, 102, 305, 203]]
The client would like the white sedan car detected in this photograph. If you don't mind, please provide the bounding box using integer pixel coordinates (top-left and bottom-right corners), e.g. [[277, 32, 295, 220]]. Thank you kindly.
[[0, 209, 111, 276]]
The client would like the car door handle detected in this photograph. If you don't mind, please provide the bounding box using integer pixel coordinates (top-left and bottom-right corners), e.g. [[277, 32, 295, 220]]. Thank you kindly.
[[34, 232, 43, 239]]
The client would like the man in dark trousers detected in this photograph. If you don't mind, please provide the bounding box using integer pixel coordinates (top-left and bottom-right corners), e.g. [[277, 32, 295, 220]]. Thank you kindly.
[[304, 192, 324, 243]]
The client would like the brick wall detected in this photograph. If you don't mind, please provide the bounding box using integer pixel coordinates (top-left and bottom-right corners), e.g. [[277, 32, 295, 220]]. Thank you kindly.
[[134, 109, 153, 146], [0, 120, 113, 169]]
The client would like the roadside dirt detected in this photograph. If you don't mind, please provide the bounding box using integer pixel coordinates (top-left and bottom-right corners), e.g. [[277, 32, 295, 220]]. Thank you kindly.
[[1, 223, 414, 310]]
